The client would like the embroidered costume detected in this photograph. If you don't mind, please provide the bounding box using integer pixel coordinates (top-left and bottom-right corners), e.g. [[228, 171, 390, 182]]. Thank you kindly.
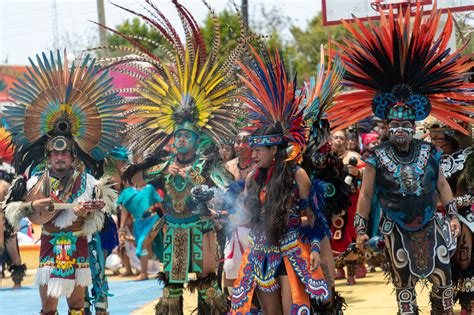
[[329, 3, 473, 314], [3, 51, 122, 315], [0, 128, 27, 289], [94, 1, 245, 314], [230, 43, 330, 314], [428, 123, 474, 313], [299, 47, 348, 312]]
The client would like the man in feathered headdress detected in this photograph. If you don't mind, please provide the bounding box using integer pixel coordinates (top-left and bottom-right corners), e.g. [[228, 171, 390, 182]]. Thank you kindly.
[[327, 3, 473, 314], [3, 51, 122, 315], [427, 120, 473, 313], [0, 127, 26, 289], [95, 1, 245, 313]]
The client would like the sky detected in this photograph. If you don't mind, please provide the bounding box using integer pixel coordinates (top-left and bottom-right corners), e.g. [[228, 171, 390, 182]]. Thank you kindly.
[[0, 0, 323, 65]]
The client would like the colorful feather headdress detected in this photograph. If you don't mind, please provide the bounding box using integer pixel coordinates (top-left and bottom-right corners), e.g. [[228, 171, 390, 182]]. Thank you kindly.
[[0, 127, 14, 164], [302, 45, 345, 151], [239, 43, 308, 161], [94, 0, 246, 158], [328, 3, 473, 134], [4, 51, 124, 175]]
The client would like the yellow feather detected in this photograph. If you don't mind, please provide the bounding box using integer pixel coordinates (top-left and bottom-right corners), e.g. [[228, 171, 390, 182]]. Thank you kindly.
[[183, 48, 190, 94], [143, 80, 167, 97], [196, 59, 211, 84], [206, 76, 225, 94], [153, 73, 169, 91], [138, 91, 164, 107], [190, 50, 199, 90], [200, 62, 220, 86]]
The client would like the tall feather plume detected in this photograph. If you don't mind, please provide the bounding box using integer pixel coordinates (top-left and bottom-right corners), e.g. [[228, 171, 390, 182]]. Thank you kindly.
[[302, 44, 345, 150], [238, 43, 309, 161], [92, 0, 246, 160], [4, 50, 124, 175], [328, 2, 473, 134]]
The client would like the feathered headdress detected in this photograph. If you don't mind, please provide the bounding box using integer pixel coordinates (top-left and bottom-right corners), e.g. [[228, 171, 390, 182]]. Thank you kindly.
[[238, 43, 308, 161], [328, 3, 473, 134], [302, 45, 345, 151], [4, 51, 124, 176], [93, 0, 246, 158]]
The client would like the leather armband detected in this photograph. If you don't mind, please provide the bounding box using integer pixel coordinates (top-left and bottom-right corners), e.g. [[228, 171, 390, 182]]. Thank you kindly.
[[311, 239, 321, 253], [444, 200, 459, 219], [354, 212, 368, 235]]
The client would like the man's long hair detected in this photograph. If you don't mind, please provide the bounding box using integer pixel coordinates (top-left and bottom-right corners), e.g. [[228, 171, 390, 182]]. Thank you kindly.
[[245, 126, 295, 244]]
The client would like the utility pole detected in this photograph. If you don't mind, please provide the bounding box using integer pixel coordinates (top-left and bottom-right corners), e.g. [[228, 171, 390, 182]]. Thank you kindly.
[[52, 0, 59, 50], [97, 0, 107, 46], [242, 0, 249, 28]]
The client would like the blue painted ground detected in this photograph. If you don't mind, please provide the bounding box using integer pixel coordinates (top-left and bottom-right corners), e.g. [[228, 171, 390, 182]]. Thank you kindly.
[[0, 279, 160, 314]]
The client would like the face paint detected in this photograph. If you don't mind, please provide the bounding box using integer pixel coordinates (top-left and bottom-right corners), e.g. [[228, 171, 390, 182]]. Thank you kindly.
[[388, 120, 414, 151], [389, 126, 414, 135], [174, 130, 198, 154]]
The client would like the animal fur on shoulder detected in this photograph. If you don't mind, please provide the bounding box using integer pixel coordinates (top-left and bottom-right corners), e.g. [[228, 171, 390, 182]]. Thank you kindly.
[[3, 176, 29, 230]]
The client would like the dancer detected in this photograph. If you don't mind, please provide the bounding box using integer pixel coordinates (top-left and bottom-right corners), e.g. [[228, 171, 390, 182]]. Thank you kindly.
[[327, 4, 473, 314], [95, 2, 245, 313], [117, 182, 163, 281], [0, 127, 26, 289], [225, 130, 254, 181], [428, 123, 473, 314], [85, 147, 130, 315], [329, 129, 366, 284], [222, 129, 255, 294], [300, 47, 347, 313], [230, 43, 330, 315], [3, 51, 122, 315], [105, 147, 134, 277]]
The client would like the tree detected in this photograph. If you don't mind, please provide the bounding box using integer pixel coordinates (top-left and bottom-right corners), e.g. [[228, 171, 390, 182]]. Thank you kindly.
[[289, 12, 349, 81], [200, 9, 246, 60], [106, 17, 170, 58], [453, 12, 473, 56]]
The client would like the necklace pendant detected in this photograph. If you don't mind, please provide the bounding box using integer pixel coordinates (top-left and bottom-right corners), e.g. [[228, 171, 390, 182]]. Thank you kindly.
[[173, 174, 186, 192]]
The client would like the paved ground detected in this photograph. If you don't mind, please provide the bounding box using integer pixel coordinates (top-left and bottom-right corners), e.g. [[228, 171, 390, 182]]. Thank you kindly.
[[0, 269, 462, 314], [0, 272, 160, 315]]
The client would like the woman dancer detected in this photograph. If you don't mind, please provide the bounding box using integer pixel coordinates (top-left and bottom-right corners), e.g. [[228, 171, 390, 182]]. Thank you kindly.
[[231, 44, 330, 314]]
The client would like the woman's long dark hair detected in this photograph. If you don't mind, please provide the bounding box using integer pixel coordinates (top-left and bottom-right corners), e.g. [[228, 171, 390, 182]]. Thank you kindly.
[[245, 126, 295, 244]]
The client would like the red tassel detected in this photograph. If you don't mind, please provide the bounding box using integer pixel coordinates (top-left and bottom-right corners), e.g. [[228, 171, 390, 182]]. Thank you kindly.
[[265, 159, 275, 185], [253, 167, 260, 181]]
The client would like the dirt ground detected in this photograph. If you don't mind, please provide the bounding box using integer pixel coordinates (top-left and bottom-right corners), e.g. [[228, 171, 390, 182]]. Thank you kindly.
[[131, 270, 462, 314]]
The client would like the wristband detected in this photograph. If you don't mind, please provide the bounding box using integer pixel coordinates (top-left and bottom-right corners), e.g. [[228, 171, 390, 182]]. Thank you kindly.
[[444, 200, 458, 219], [354, 212, 368, 235], [311, 239, 321, 253], [455, 195, 472, 207]]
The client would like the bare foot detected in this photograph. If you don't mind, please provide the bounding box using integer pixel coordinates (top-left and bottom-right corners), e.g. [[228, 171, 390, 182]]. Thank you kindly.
[[134, 273, 148, 281], [12, 283, 21, 289]]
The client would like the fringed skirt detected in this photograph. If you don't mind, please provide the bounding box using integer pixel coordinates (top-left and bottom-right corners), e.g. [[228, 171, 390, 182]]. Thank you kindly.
[[36, 231, 91, 298], [230, 231, 330, 314]]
